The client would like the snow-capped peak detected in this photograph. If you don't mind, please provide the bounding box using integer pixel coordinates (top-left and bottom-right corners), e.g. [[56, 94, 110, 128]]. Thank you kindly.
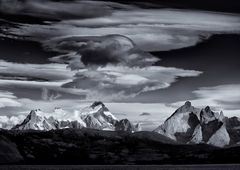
[[12, 109, 59, 131], [11, 101, 121, 131], [80, 101, 106, 117], [29, 109, 42, 116], [82, 101, 118, 130]]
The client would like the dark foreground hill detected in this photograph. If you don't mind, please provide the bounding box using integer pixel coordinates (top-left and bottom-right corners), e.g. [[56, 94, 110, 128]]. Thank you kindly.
[[1, 128, 240, 165]]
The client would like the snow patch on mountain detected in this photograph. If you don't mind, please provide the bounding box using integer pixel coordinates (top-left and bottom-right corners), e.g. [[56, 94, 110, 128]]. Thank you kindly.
[[81, 101, 118, 130]]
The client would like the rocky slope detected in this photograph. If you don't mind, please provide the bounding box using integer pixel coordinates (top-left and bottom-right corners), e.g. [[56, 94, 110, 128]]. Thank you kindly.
[[154, 101, 240, 147]]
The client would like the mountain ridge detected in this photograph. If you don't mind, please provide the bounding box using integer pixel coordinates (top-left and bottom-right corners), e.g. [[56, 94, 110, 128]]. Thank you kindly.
[[6, 101, 240, 148], [1, 127, 240, 165], [12, 101, 140, 133], [154, 101, 240, 147]]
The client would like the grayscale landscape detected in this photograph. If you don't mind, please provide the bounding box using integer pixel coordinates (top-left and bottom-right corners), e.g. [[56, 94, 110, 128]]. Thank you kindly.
[[0, 0, 240, 169]]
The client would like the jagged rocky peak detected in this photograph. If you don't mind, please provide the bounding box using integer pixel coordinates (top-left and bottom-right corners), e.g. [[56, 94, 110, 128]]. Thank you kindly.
[[185, 101, 192, 108], [174, 101, 199, 115], [22, 109, 43, 123], [154, 101, 201, 141], [219, 111, 225, 122], [200, 106, 217, 124], [91, 101, 105, 109], [201, 106, 213, 115], [177, 101, 192, 112], [12, 109, 59, 131], [115, 119, 136, 132], [154, 102, 237, 147], [207, 123, 230, 147], [28, 109, 40, 117], [135, 123, 142, 131], [85, 101, 110, 113], [205, 106, 211, 111]]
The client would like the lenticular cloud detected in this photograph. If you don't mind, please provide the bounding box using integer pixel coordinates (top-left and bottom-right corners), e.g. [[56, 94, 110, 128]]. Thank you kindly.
[[46, 35, 159, 69]]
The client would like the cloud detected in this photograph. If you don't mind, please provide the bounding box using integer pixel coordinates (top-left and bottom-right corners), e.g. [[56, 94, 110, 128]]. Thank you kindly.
[[0, 91, 22, 108], [171, 84, 240, 118], [63, 65, 202, 101], [106, 102, 176, 127], [1, 1, 238, 112], [1, 1, 237, 102], [0, 115, 25, 129], [0, 60, 75, 81], [45, 35, 159, 69], [193, 84, 240, 110], [0, 38, 201, 102], [140, 112, 151, 116], [41, 87, 62, 101], [3, 7, 240, 51], [0, 60, 87, 100]]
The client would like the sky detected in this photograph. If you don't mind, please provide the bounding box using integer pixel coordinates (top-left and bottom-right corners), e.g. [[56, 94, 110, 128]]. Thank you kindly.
[[0, 0, 240, 130]]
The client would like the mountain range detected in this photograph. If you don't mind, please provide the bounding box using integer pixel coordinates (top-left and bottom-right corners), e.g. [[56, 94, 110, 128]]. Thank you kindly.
[[6, 101, 240, 148], [12, 101, 141, 133], [154, 101, 240, 147], [1, 101, 240, 164]]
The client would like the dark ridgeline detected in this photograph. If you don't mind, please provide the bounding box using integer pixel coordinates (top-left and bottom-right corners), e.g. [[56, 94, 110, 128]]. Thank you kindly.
[[1, 128, 240, 165]]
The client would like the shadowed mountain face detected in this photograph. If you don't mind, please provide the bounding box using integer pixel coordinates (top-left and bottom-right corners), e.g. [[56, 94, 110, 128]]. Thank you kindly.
[[1, 128, 240, 165]]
